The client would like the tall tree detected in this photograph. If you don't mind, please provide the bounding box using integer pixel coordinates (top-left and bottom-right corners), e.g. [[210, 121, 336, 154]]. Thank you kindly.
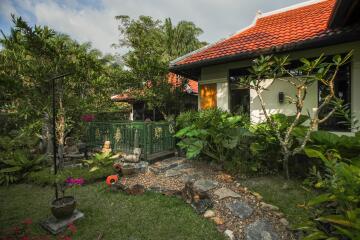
[[0, 15, 124, 166], [114, 15, 206, 118]]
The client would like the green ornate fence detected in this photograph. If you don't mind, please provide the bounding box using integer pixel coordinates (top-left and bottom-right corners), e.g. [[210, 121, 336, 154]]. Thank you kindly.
[[86, 121, 175, 161]]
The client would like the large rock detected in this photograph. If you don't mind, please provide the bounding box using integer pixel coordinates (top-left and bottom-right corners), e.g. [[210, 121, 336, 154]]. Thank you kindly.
[[226, 200, 253, 219], [214, 187, 241, 199], [150, 157, 186, 174], [245, 220, 279, 240], [182, 180, 213, 214], [121, 161, 148, 175], [193, 179, 218, 192]]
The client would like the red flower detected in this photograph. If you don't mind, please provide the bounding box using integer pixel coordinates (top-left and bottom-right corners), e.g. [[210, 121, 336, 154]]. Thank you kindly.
[[22, 218, 32, 225], [106, 175, 119, 186], [67, 223, 77, 234], [12, 226, 20, 235], [20, 236, 30, 240]]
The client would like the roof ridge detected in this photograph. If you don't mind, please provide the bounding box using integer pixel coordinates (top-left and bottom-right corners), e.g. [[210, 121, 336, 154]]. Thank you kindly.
[[228, 0, 329, 40], [259, 0, 328, 18]]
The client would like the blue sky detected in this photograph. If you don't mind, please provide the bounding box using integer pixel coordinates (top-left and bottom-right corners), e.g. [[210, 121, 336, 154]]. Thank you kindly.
[[1, 0, 308, 55]]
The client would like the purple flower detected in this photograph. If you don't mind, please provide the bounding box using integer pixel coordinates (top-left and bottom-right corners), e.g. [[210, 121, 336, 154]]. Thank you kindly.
[[65, 177, 85, 186]]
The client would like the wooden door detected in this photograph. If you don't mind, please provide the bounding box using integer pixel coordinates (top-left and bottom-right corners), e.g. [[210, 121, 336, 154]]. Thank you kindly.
[[200, 83, 217, 109]]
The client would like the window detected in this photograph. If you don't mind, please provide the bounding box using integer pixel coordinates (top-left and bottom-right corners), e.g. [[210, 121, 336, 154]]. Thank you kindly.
[[229, 68, 250, 115], [200, 83, 217, 109], [318, 62, 351, 131]]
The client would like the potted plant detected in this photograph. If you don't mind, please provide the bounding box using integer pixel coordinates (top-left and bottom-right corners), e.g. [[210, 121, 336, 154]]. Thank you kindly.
[[51, 176, 84, 219]]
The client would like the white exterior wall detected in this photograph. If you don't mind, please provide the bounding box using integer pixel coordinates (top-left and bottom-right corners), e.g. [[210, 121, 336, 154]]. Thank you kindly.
[[199, 41, 360, 133]]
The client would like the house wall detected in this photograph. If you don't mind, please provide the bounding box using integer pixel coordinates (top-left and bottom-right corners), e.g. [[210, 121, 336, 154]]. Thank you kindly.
[[199, 41, 360, 132]]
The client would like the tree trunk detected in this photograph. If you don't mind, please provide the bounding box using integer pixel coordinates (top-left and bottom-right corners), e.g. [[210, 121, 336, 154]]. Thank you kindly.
[[282, 153, 290, 180], [57, 83, 65, 170]]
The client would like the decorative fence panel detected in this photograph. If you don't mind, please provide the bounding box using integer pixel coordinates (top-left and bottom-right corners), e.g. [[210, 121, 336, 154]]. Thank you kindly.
[[86, 121, 175, 161]]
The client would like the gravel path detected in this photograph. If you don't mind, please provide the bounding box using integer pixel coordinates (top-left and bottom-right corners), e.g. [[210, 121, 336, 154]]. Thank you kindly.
[[122, 157, 295, 240]]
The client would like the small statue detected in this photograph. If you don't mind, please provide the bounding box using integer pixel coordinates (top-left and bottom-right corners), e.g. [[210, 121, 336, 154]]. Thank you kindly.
[[64, 137, 79, 154], [101, 140, 112, 153]]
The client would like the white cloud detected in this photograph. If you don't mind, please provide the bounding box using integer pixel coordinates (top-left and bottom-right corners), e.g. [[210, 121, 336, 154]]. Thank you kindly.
[[1, 0, 308, 55]]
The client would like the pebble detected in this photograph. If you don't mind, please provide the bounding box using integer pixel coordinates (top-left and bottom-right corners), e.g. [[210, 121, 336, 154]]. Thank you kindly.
[[224, 229, 235, 240], [279, 218, 289, 227], [251, 192, 263, 201], [260, 202, 280, 211], [204, 210, 216, 218], [274, 212, 284, 218], [211, 216, 225, 225]]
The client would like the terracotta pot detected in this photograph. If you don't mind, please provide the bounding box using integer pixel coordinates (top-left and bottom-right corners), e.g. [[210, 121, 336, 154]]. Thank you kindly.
[[51, 196, 76, 219]]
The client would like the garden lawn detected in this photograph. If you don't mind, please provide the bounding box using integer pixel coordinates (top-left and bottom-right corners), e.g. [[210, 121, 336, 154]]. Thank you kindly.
[[239, 176, 317, 227], [0, 183, 226, 240]]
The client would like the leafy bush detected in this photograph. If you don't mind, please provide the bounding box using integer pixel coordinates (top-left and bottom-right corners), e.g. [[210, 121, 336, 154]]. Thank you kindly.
[[0, 134, 45, 185], [306, 131, 360, 161], [250, 114, 309, 175], [299, 147, 360, 239], [83, 152, 114, 172], [175, 110, 198, 130], [175, 108, 252, 165]]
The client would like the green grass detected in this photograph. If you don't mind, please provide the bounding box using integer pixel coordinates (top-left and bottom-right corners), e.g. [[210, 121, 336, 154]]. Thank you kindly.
[[239, 176, 317, 227], [0, 183, 226, 240]]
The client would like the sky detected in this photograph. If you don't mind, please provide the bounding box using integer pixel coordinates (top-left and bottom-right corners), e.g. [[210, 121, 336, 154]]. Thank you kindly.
[[0, 0, 309, 55]]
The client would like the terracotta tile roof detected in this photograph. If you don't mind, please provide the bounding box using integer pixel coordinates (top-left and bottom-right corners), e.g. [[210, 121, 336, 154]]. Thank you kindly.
[[111, 73, 197, 102], [168, 73, 198, 93], [173, 0, 337, 66]]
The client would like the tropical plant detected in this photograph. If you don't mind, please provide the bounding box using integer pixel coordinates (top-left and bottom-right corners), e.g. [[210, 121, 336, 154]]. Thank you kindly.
[[83, 152, 114, 172], [114, 15, 207, 118], [175, 108, 253, 164], [299, 147, 360, 240], [238, 52, 353, 179], [305, 131, 360, 162], [0, 134, 45, 185]]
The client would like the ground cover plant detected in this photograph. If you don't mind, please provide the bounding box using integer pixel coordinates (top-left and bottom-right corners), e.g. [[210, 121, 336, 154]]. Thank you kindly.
[[298, 141, 360, 239], [0, 133, 46, 185], [0, 183, 226, 240]]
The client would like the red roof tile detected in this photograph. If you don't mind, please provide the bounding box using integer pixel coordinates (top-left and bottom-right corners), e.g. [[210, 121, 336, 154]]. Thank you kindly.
[[111, 73, 197, 102], [174, 0, 337, 66]]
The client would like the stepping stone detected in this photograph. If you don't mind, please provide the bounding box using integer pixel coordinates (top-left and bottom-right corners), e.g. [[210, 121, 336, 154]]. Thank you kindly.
[[214, 187, 241, 199], [193, 179, 218, 192], [226, 200, 253, 219], [165, 169, 183, 177], [150, 157, 186, 174], [182, 173, 202, 183], [245, 220, 279, 240], [164, 163, 194, 177]]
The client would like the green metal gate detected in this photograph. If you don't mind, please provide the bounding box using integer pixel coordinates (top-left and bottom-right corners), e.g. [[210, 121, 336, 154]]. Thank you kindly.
[[86, 121, 175, 161]]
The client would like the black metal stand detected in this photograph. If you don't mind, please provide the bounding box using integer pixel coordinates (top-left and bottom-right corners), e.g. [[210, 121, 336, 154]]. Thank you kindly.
[[50, 73, 71, 200]]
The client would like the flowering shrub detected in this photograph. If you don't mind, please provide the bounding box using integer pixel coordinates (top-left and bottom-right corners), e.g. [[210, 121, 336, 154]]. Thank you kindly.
[[80, 114, 95, 122]]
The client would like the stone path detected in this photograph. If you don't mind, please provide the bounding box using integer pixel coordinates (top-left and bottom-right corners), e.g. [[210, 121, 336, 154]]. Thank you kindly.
[[123, 157, 295, 240]]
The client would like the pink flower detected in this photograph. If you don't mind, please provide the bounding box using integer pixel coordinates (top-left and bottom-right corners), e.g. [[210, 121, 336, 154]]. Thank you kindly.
[[81, 114, 95, 122], [65, 177, 84, 186]]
